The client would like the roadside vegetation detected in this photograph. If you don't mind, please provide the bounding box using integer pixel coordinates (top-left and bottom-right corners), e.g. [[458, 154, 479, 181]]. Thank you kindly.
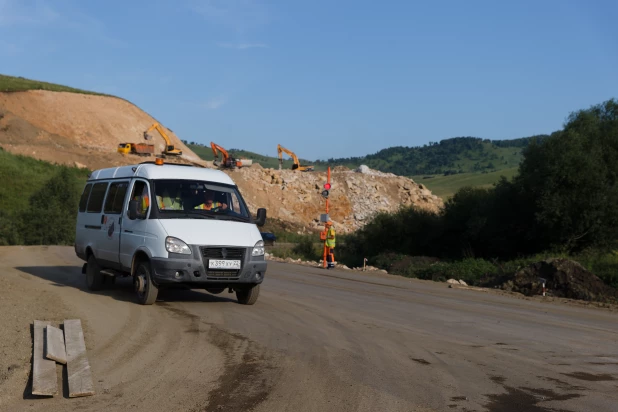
[[0, 74, 111, 96], [337, 98, 618, 290], [0, 148, 89, 245]]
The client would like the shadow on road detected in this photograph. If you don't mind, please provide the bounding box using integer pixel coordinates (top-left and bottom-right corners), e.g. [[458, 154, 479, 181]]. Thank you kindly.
[[15, 266, 237, 304]]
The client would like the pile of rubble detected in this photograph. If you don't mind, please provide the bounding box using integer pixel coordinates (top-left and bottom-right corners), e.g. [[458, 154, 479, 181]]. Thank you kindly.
[[502, 258, 618, 302], [227, 164, 443, 233]]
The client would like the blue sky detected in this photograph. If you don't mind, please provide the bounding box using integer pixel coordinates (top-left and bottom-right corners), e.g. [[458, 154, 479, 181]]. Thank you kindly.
[[1, 0, 617, 160]]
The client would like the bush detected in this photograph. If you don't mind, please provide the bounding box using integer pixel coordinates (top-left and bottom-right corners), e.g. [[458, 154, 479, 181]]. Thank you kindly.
[[21, 168, 81, 245], [291, 237, 321, 261], [572, 252, 618, 289], [371, 253, 440, 277], [415, 258, 498, 284]]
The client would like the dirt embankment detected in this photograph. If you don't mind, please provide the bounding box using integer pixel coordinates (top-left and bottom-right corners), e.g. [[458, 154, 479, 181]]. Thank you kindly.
[[228, 166, 442, 233], [0, 90, 444, 232], [0, 90, 204, 170]]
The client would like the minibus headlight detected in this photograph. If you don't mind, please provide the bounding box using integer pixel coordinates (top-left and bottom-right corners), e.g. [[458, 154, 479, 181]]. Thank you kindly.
[[252, 240, 265, 256], [166, 237, 191, 255]]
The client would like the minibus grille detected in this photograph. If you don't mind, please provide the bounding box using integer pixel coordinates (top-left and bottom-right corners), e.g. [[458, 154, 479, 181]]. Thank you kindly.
[[200, 247, 246, 279], [201, 247, 245, 260]]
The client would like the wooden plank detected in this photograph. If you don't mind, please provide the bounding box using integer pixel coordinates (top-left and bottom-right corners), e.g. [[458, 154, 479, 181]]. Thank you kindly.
[[32, 320, 58, 396], [64, 319, 95, 397], [45, 325, 67, 364]]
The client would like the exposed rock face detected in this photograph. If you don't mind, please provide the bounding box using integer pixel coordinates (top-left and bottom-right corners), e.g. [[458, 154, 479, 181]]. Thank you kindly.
[[503, 259, 618, 302], [226, 165, 443, 233]]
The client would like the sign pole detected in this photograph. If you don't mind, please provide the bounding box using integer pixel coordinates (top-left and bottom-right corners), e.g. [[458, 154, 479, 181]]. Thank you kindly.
[[322, 167, 331, 268]]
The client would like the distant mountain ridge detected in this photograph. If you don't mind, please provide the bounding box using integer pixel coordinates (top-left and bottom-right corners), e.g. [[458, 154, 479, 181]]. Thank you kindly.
[[313, 135, 550, 176], [189, 135, 550, 176]]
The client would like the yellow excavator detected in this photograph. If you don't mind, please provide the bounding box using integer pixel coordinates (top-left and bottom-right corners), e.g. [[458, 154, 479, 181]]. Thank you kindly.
[[277, 144, 314, 171], [143, 122, 182, 156], [211, 142, 243, 168]]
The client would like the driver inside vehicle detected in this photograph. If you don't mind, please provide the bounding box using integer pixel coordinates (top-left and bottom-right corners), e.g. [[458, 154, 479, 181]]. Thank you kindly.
[[195, 190, 228, 211]]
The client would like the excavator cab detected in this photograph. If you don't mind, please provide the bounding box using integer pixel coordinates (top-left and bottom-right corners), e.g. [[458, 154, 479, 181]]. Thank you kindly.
[[118, 143, 131, 154]]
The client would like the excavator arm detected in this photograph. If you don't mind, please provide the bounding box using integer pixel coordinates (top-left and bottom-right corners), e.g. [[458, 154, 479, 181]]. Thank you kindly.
[[143, 122, 182, 156], [211, 142, 230, 165], [277, 144, 313, 171], [211, 142, 242, 168]]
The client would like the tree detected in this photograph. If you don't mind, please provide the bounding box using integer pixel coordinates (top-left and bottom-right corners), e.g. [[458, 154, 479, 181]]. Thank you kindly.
[[516, 99, 618, 252], [21, 168, 81, 245]]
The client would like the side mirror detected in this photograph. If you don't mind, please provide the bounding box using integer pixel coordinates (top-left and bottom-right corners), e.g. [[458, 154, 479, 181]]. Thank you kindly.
[[255, 208, 267, 227], [128, 200, 139, 220]]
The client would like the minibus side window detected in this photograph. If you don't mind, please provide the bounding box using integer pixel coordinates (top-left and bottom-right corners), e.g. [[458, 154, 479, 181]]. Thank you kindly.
[[79, 184, 93, 212], [87, 182, 109, 213], [104, 182, 129, 214]]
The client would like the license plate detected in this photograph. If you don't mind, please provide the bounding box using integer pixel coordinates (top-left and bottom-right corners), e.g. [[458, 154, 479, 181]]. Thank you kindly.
[[208, 259, 241, 270]]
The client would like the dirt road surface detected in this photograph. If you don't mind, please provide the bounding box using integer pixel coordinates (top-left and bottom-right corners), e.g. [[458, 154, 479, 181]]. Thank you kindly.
[[0, 246, 616, 412]]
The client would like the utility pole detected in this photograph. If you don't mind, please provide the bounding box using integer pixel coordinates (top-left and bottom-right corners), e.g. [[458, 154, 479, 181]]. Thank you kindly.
[[320, 167, 332, 268]]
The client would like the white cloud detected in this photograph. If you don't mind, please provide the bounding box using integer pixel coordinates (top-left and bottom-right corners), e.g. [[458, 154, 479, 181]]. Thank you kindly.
[[217, 42, 267, 50], [203, 96, 227, 110]]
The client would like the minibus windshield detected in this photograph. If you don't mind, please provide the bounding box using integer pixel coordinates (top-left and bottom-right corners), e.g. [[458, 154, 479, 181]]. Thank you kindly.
[[152, 179, 250, 220]]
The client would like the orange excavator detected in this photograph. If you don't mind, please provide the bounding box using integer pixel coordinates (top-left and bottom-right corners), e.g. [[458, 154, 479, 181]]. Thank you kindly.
[[143, 122, 183, 156], [211, 142, 243, 168], [277, 144, 314, 171]]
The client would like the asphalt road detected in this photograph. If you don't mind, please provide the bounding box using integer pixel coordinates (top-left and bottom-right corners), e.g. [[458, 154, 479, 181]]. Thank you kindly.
[[1, 246, 617, 412]]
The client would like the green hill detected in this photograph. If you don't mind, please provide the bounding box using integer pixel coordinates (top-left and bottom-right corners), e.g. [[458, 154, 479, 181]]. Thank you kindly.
[[314, 135, 548, 176], [413, 167, 519, 199], [0, 73, 109, 96]]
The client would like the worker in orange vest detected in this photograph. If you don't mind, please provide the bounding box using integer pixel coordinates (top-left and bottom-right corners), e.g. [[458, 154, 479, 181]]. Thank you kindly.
[[325, 221, 336, 269]]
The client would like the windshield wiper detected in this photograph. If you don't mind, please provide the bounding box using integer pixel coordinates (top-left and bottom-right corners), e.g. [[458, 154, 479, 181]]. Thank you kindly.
[[183, 210, 216, 219], [164, 210, 216, 219], [215, 215, 250, 223]]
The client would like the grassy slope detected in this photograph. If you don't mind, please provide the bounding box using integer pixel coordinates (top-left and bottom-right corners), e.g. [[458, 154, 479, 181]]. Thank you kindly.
[[0, 74, 110, 96], [0, 149, 90, 212], [413, 167, 519, 200], [444, 142, 522, 171]]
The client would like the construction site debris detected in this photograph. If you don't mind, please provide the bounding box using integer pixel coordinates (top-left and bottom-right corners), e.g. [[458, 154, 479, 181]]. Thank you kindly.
[[44, 325, 67, 365], [32, 320, 57, 396], [64, 319, 95, 397], [229, 167, 443, 233], [502, 259, 618, 302]]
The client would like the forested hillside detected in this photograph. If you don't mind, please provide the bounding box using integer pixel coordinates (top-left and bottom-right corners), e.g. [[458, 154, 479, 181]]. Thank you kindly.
[[314, 135, 549, 176]]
